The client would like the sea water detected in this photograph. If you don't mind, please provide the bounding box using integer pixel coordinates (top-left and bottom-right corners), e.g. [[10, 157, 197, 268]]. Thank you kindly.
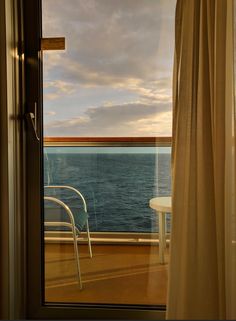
[[44, 147, 171, 233]]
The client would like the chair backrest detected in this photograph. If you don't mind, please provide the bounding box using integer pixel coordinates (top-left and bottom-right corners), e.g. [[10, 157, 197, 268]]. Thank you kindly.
[[44, 183, 88, 230], [44, 149, 53, 186], [43, 149, 89, 231]]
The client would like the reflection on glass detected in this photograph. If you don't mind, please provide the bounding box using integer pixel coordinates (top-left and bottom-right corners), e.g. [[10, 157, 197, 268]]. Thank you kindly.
[[42, 0, 174, 307]]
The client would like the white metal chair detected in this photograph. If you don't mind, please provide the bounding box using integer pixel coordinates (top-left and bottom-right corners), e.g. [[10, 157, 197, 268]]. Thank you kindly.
[[44, 185, 92, 289]]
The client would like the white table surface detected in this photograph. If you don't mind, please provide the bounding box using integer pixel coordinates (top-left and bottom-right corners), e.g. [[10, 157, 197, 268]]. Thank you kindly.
[[149, 196, 172, 213]]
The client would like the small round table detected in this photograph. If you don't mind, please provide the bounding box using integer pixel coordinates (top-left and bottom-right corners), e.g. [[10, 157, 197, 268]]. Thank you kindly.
[[149, 196, 172, 264]]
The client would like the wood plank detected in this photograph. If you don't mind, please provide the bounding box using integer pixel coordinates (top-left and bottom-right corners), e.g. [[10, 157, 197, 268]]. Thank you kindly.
[[41, 37, 65, 51], [45, 244, 168, 306]]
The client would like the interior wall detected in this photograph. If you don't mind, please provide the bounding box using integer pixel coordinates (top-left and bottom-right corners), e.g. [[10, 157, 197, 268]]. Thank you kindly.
[[0, 0, 25, 319]]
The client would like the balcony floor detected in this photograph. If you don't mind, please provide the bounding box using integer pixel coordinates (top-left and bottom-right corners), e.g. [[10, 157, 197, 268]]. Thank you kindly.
[[45, 243, 169, 306]]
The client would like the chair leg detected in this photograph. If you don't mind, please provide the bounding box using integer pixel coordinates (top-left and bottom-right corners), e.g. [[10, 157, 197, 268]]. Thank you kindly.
[[86, 220, 92, 258], [72, 226, 82, 289]]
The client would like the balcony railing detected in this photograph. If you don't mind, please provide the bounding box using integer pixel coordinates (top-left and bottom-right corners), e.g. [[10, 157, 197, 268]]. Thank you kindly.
[[44, 136, 172, 146], [43, 137, 172, 244]]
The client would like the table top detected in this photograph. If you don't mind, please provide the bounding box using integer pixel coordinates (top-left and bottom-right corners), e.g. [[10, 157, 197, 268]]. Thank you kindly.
[[149, 196, 172, 213]]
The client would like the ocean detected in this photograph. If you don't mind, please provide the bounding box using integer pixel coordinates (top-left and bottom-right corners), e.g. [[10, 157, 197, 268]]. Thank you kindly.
[[44, 148, 171, 233]]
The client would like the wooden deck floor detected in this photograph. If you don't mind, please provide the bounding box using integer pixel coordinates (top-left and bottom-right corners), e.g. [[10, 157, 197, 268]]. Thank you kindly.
[[45, 243, 169, 306]]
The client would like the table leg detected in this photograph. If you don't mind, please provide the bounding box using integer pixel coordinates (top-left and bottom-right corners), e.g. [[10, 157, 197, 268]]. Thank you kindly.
[[163, 212, 167, 249], [158, 211, 165, 264]]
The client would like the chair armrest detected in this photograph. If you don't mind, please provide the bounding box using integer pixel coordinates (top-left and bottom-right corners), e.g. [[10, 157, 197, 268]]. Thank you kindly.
[[44, 196, 76, 226], [44, 185, 87, 211]]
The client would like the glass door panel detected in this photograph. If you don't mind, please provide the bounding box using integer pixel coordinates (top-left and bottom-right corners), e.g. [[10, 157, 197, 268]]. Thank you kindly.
[[42, 0, 174, 307]]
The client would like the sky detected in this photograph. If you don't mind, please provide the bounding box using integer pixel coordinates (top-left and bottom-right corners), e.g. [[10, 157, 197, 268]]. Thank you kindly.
[[42, 0, 175, 137]]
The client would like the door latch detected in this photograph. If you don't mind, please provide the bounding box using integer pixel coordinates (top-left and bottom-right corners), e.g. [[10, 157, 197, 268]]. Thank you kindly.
[[25, 103, 40, 141]]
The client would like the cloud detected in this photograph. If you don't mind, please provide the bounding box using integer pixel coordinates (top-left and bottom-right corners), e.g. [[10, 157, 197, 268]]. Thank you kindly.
[[43, 0, 175, 86], [43, 80, 77, 100], [44, 111, 56, 116], [44, 101, 172, 136]]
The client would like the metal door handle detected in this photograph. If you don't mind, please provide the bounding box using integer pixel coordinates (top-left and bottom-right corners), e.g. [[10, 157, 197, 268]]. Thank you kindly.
[[25, 103, 39, 141]]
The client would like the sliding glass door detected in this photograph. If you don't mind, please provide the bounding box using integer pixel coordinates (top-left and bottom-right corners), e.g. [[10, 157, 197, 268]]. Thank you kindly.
[[24, 0, 175, 318]]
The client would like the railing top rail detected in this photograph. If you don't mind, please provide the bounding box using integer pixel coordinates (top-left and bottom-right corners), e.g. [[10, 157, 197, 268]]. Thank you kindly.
[[44, 137, 172, 147], [44, 137, 171, 142]]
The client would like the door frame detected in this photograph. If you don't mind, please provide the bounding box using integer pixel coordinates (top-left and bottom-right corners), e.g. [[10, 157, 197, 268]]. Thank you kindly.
[[23, 0, 166, 318], [0, 0, 26, 319]]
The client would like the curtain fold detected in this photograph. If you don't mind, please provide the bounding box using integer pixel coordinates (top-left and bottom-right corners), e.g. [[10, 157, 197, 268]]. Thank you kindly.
[[167, 0, 235, 319], [224, 2, 236, 319]]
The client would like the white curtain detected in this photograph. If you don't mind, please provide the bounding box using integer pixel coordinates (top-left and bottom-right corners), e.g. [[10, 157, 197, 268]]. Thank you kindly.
[[167, 0, 236, 319]]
